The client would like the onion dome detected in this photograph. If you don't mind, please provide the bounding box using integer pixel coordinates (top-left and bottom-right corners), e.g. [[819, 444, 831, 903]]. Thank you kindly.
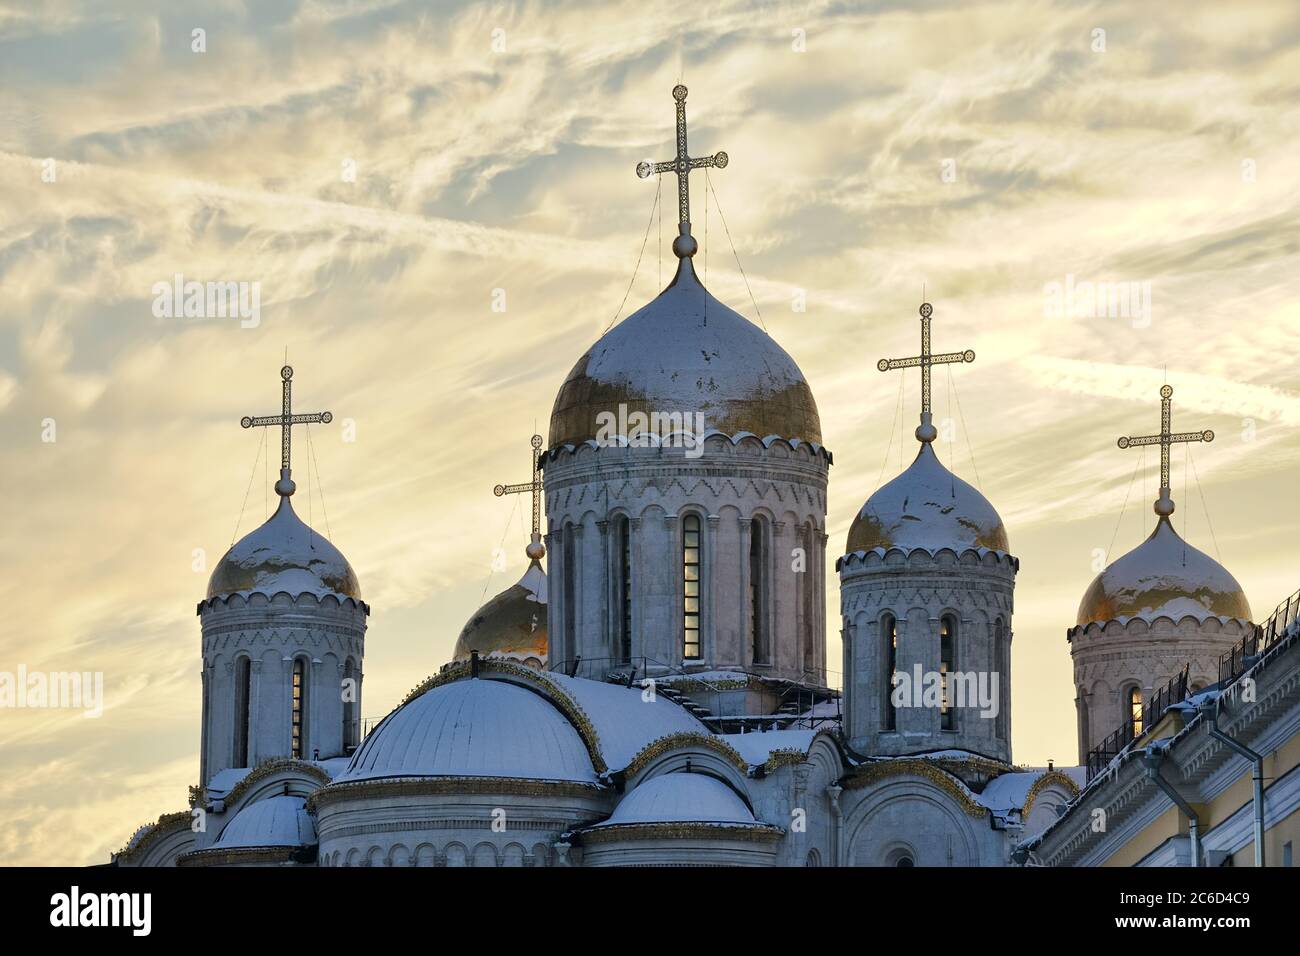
[[548, 258, 821, 449], [214, 795, 316, 849], [338, 678, 597, 783], [597, 773, 758, 827], [1076, 517, 1252, 627], [452, 558, 547, 664], [206, 495, 360, 600], [846, 442, 1009, 555]]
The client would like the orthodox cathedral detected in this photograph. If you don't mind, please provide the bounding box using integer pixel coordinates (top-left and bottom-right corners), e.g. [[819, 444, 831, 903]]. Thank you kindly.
[[113, 87, 1272, 868]]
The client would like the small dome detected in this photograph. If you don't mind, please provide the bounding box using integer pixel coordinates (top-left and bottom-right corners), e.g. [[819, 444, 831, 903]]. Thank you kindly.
[[207, 496, 360, 600], [549, 259, 821, 448], [339, 678, 597, 783], [215, 795, 315, 848], [846, 442, 1009, 555], [599, 773, 756, 827], [452, 560, 547, 664], [1077, 517, 1252, 627]]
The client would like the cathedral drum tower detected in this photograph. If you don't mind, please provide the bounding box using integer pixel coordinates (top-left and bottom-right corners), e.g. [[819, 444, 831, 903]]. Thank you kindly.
[[1069, 385, 1253, 762], [838, 304, 1017, 764], [197, 366, 368, 785], [542, 86, 831, 700]]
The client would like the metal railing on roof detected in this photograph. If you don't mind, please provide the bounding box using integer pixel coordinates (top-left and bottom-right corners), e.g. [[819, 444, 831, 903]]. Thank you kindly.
[[1219, 586, 1300, 686], [1085, 664, 1189, 782]]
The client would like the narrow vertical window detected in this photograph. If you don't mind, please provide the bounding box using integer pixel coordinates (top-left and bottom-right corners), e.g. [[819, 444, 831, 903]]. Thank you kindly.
[[883, 615, 897, 731], [995, 618, 1008, 740], [234, 656, 251, 767], [563, 524, 576, 665], [940, 615, 956, 731], [342, 658, 357, 751], [682, 514, 701, 659], [1128, 686, 1144, 736], [617, 516, 632, 662], [291, 657, 307, 759], [749, 517, 767, 663], [802, 525, 815, 671]]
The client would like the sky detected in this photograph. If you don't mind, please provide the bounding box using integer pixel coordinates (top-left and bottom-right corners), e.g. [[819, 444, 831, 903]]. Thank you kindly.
[[2, 0, 1299, 866]]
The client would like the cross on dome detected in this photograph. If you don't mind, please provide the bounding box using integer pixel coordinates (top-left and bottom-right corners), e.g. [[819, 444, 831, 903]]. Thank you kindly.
[[494, 434, 546, 560], [240, 365, 333, 498], [877, 302, 976, 444], [636, 84, 729, 259], [1116, 384, 1214, 517]]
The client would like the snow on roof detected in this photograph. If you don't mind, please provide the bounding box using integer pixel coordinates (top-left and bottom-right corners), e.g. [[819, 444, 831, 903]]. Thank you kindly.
[[597, 773, 757, 827], [845, 442, 1010, 556], [716, 729, 819, 767], [976, 772, 1041, 812], [215, 795, 316, 848], [544, 671, 706, 771], [205, 767, 251, 799], [1075, 517, 1251, 627], [205, 495, 361, 602], [339, 678, 598, 784]]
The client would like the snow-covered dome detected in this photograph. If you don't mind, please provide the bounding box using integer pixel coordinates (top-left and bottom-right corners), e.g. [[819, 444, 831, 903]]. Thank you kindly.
[[339, 678, 597, 783], [452, 560, 547, 664], [215, 795, 316, 848], [206, 495, 360, 600], [1077, 516, 1252, 627], [548, 258, 821, 448], [846, 442, 1009, 555], [597, 773, 756, 827]]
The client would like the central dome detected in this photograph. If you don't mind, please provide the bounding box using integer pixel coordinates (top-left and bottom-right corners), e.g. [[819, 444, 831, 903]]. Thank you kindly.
[[549, 259, 821, 448], [846, 442, 1009, 555], [1076, 516, 1251, 627]]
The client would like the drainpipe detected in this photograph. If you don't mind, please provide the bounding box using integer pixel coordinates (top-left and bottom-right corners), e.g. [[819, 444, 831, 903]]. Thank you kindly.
[[1141, 746, 1199, 867], [1199, 700, 1265, 867], [826, 784, 843, 867]]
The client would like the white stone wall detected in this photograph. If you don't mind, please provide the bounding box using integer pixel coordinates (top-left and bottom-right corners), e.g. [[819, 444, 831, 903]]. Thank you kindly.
[[315, 787, 610, 866], [839, 548, 1017, 762], [199, 592, 367, 781], [1068, 615, 1252, 762], [543, 435, 830, 684]]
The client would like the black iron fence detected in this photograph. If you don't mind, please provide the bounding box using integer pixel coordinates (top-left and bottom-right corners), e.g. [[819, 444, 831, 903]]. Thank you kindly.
[[1219, 586, 1300, 686], [1085, 664, 1189, 782]]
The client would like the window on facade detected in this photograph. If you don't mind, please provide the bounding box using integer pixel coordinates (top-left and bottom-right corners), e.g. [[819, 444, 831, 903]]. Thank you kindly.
[[342, 658, 357, 751], [616, 515, 632, 663], [291, 657, 307, 758], [802, 525, 815, 672], [995, 618, 1008, 740], [749, 517, 768, 664], [1128, 686, 1144, 736], [682, 514, 701, 659], [563, 524, 576, 665], [940, 615, 956, 731], [234, 656, 251, 767], [883, 615, 897, 731]]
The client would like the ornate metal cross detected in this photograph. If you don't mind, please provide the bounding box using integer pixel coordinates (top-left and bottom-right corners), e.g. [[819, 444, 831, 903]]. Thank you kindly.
[[1117, 384, 1214, 516], [636, 84, 728, 259], [494, 434, 547, 560], [877, 302, 976, 443], [240, 365, 333, 497]]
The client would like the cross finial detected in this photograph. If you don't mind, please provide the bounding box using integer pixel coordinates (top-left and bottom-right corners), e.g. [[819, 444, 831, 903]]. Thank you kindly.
[[1116, 384, 1214, 517], [877, 302, 976, 444], [636, 85, 729, 259], [240, 365, 333, 498], [494, 434, 546, 560]]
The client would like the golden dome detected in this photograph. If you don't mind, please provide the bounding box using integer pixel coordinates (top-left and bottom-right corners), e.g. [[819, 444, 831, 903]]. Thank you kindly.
[[1076, 517, 1251, 627], [452, 560, 548, 664], [846, 442, 1009, 555], [548, 258, 821, 449], [207, 496, 360, 600]]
